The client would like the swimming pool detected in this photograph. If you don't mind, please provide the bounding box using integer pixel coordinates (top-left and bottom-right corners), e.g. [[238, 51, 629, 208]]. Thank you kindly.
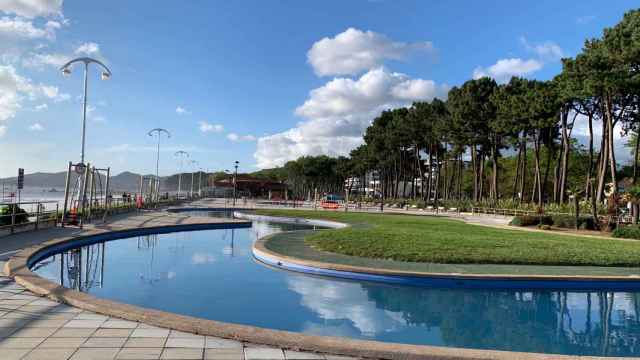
[[31, 217, 640, 357]]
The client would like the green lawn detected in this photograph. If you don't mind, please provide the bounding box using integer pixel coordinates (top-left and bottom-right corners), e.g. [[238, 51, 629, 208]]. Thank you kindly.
[[254, 209, 640, 266]]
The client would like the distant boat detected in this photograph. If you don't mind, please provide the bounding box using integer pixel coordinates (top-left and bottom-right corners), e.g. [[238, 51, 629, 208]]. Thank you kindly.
[[47, 188, 58, 193]]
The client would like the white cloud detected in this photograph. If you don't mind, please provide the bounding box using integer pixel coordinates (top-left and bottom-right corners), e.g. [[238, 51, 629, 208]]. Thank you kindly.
[[571, 113, 630, 163], [520, 37, 564, 60], [0, 16, 57, 40], [390, 79, 443, 100], [74, 42, 99, 56], [175, 106, 189, 115], [308, 27, 435, 76], [0, 65, 25, 121], [473, 38, 564, 84], [0, 64, 62, 121], [0, 0, 63, 18], [34, 103, 46, 111], [473, 58, 543, 84], [105, 143, 212, 155], [22, 51, 68, 69], [37, 84, 68, 102], [28, 122, 42, 131], [39, 84, 57, 97], [227, 133, 256, 142], [0, 125, 6, 137], [85, 104, 105, 123], [198, 121, 223, 133], [255, 67, 448, 168]]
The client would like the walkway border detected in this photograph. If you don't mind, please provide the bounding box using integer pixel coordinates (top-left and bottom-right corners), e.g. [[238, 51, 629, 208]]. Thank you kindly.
[[0, 215, 623, 360], [241, 212, 640, 290]]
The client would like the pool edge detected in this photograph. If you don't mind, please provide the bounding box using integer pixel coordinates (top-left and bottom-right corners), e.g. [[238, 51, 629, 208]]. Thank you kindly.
[[242, 212, 640, 289], [2, 217, 623, 360]]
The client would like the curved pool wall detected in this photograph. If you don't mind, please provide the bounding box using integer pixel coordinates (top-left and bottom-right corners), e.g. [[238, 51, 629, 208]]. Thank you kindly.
[[254, 246, 640, 290], [233, 211, 348, 229], [241, 212, 640, 291], [13, 209, 640, 358], [26, 222, 252, 269]]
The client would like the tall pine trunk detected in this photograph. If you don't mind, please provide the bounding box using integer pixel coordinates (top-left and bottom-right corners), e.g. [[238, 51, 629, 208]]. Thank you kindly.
[[605, 96, 617, 195], [533, 131, 543, 207]]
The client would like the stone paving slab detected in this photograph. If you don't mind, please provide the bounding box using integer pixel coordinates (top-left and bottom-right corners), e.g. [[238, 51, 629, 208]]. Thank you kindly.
[[0, 279, 360, 359]]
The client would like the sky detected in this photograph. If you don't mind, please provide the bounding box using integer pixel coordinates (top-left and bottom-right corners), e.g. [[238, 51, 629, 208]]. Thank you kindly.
[[0, 0, 637, 178]]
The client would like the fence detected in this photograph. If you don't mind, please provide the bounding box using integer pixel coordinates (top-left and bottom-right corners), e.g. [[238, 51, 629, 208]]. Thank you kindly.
[[0, 200, 59, 236], [471, 207, 633, 224], [61, 194, 190, 227]]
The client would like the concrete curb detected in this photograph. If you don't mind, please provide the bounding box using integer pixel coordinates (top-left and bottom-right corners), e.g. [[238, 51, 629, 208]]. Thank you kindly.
[[245, 212, 640, 289]]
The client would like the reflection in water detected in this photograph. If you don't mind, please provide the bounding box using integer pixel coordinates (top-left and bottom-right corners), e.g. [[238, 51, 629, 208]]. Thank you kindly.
[[287, 275, 640, 356], [34, 242, 106, 292], [137, 234, 161, 285], [31, 219, 640, 357]]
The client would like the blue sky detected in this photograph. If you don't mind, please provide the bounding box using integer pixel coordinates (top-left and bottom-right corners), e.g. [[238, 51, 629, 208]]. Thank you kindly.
[[0, 0, 637, 177]]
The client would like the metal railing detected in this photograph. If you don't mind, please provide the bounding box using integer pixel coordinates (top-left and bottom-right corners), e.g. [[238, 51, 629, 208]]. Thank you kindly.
[[470, 206, 634, 225], [61, 194, 190, 227], [0, 200, 60, 235]]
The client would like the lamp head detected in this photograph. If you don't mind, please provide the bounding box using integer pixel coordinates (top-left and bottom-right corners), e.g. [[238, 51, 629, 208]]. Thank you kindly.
[[101, 71, 111, 80], [61, 67, 71, 77]]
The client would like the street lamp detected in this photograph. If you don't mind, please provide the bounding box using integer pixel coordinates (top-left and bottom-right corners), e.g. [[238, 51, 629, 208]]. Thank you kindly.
[[224, 169, 231, 205], [233, 161, 239, 207], [174, 151, 189, 199], [148, 128, 170, 202], [60, 57, 112, 165], [189, 160, 198, 199]]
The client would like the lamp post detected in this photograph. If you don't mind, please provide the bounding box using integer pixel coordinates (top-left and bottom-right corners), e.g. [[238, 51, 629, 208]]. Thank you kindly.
[[233, 161, 239, 207], [148, 128, 170, 203], [189, 160, 198, 199], [60, 57, 112, 165], [174, 151, 189, 199], [198, 167, 203, 197], [224, 170, 230, 206]]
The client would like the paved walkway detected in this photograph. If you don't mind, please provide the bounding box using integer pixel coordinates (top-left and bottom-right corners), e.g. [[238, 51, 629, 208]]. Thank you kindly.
[[0, 277, 355, 360], [0, 209, 358, 360]]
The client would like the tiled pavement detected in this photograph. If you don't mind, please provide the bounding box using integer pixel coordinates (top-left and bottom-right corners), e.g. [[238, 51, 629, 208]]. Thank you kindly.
[[0, 276, 359, 360]]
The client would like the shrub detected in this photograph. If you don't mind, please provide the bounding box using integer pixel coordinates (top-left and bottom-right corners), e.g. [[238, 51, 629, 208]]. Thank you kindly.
[[549, 215, 596, 230], [510, 215, 552, 227], [613, 225, 640, 239], [0, 204, 29, 226]]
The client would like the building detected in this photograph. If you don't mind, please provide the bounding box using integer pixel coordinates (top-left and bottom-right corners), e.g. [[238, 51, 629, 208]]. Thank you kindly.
[[211, 176, 287, 199]]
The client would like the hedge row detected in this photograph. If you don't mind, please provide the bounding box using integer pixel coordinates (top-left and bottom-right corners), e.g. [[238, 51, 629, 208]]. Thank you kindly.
[[613, 225, 640, 239], [509, 215, 596, 230], [0, 205, 29, 226], [509, 215, 552, 227]]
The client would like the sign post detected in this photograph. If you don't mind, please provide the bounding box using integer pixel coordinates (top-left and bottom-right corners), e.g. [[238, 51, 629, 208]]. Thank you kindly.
[[17, 168, 24, 203]]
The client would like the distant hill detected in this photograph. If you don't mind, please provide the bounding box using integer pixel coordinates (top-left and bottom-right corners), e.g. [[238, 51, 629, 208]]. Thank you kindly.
[[1, 171, 68, 188], [1, 170, 154, 192], [0, 168, 285, 193]]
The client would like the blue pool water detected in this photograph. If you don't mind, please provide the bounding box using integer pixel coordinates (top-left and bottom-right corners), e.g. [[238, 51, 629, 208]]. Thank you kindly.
[[32, 219, 640, 357]]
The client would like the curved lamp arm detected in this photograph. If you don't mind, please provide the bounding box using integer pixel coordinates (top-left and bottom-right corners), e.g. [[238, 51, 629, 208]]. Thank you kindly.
[[60, 57, 112, 78], [148, 128, 171, 138]]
